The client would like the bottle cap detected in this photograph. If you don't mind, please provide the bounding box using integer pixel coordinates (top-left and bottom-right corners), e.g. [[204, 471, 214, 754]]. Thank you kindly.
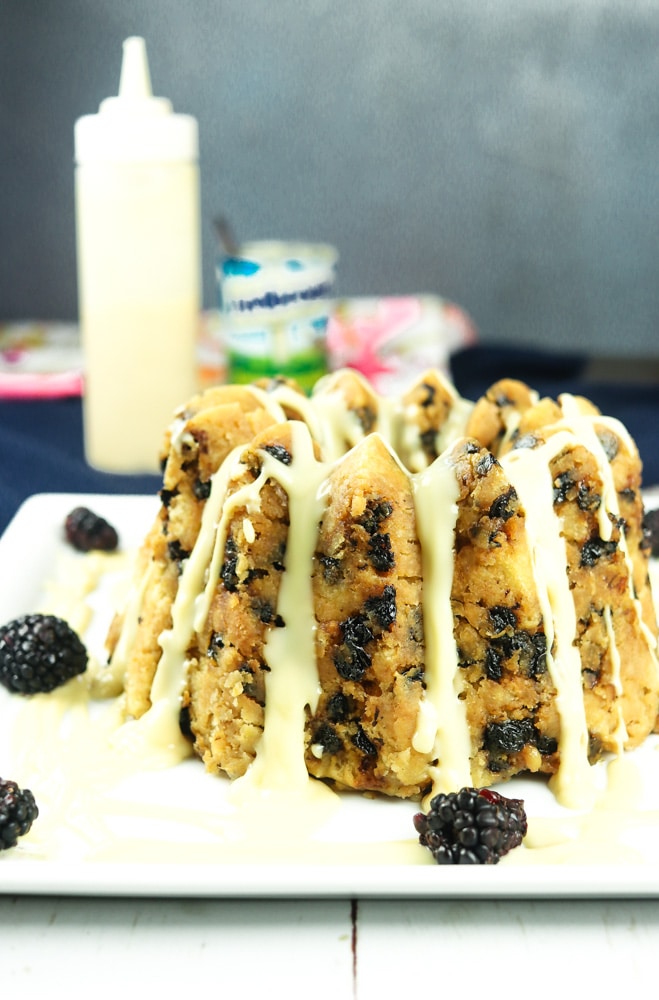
[[74, 37, 198, 163]]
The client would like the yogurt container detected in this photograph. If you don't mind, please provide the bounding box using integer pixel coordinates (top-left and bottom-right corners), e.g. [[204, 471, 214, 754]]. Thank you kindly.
[[217, 241, 338, 391]]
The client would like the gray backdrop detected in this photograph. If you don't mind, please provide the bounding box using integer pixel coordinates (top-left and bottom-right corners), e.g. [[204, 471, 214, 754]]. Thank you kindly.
[[2, 0, 658, 357]]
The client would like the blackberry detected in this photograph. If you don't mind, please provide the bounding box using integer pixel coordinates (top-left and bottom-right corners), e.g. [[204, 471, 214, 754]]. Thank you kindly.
[[0, 614, 88, 694], [0, 778, 39, 850], [64, 506, 119, 552], [413, 786, 527, 865]]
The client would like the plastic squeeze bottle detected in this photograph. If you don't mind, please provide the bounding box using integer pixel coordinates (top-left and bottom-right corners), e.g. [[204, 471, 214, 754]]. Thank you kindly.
[[74, 36, 200, 472]]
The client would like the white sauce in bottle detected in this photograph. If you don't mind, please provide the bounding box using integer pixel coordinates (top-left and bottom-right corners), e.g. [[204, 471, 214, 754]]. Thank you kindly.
[[75, 37, 201, 473]]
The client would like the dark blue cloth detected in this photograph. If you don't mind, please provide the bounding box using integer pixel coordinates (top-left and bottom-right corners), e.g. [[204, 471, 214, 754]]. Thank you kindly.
[[1, 347, 657, 537], [0, 396, 161, 535]]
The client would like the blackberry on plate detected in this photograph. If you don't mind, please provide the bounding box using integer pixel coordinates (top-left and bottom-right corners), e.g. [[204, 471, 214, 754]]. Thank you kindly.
[[64, 506, 119, 552], [0, 613, 88, 694], [0, 777, 39, 850], [413, 786, 527, 865]]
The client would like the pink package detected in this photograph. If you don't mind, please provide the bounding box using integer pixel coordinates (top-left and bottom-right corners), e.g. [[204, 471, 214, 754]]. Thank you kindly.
[[326, 295, 477, 394]]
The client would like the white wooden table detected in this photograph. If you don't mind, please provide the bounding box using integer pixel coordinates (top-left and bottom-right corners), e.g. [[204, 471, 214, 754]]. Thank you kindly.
[[3, 894, 658, 995]]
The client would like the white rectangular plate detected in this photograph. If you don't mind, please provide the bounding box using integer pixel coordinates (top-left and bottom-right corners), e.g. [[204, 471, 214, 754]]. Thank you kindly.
[[2, 491, 659, 899]]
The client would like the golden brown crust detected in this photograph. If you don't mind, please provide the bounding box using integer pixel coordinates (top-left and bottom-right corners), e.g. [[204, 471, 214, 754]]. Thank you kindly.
[[306, 433, 429, 797], [399, 369, 459, 466], [465, 378, 539, 453], [186, 423, 304, 778], [314, 368, 383, 443], [107, 385, 279, 719], [446, 439, 558, 786]]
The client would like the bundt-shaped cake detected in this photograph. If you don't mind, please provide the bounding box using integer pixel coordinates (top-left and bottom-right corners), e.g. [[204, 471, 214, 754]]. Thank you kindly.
[[105, 368, 659, 806]]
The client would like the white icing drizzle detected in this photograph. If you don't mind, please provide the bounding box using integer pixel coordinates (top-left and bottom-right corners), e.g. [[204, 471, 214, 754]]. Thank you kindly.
[[304, 387, 367, 460], [558, 394, 619, 541], [398, 405, 424, 473], [436, 396, 475, 455], [553, 399, 635, 757], [129, 416, 333, 798], [603, 605, 628, 754], [235, 422, 330, 794], [235, 383, 289, 424], [112, 448, 248, 758], [267, 369, 472, 472], [152, 457, 243, 708], [411, 450, 472, 795], [501, 432, 597, 808], [101, 558, 156, 693], [261, 382, 327, 441]]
